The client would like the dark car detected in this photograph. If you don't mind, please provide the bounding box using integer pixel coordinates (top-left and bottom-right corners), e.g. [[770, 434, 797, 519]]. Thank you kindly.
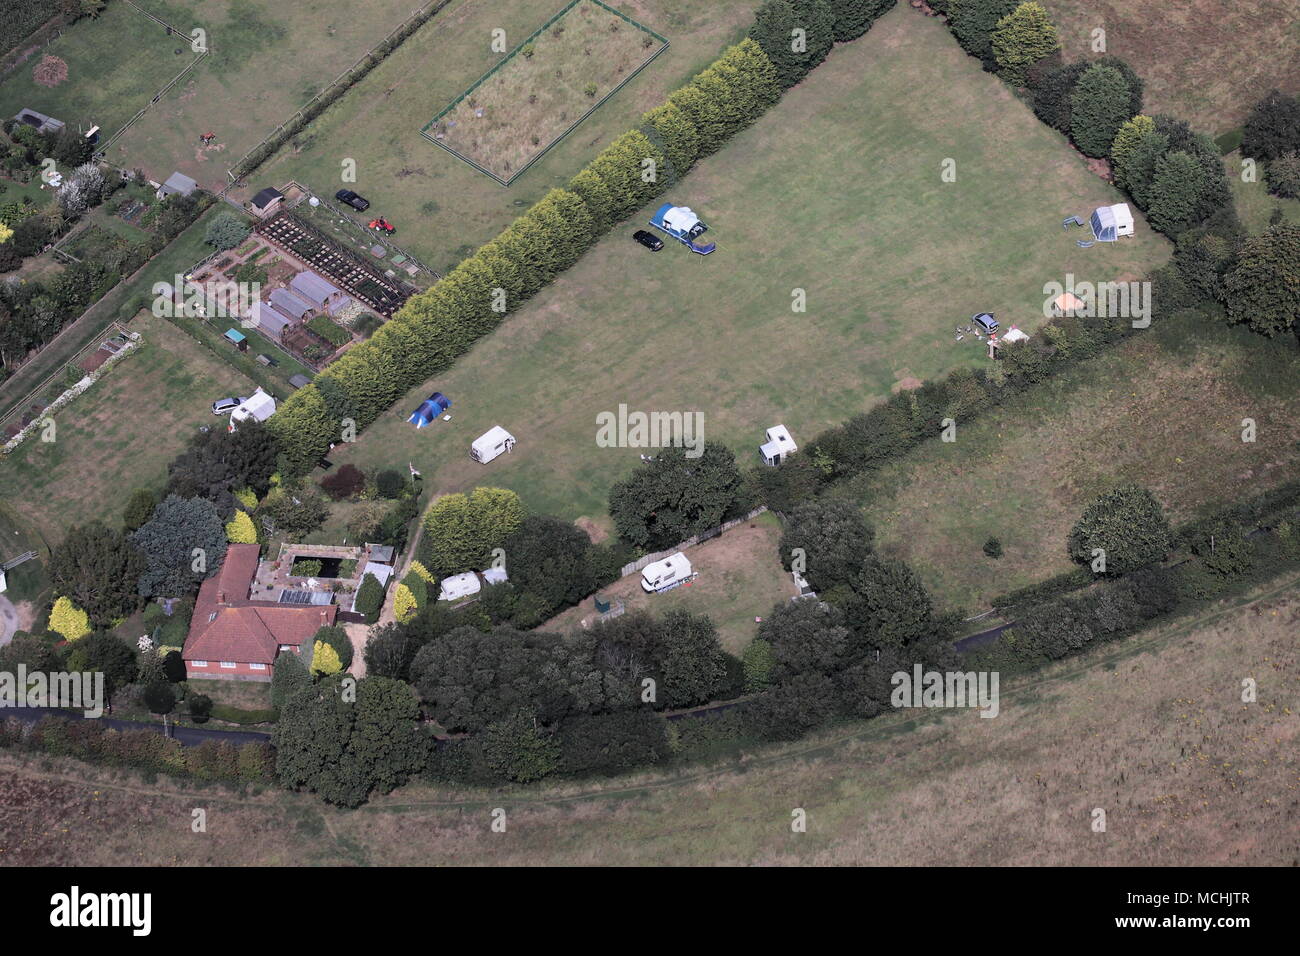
[[633, 229, 664, 251], [335, 189, 370, 211]]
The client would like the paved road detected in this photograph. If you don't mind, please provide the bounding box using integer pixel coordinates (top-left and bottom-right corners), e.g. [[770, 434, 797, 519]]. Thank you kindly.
[[3, 706, 271, 747]]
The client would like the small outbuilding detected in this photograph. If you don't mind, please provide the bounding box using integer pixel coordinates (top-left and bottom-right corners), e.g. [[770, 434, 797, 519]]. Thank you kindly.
[[470, 425, 516, 464], [223, 327, 248, 350], [288, 374, 312, 390], [1090, 203, 1135, 242], [157, 171, 198, 200], [641, 551, 693, 593], [250, 187, 285, 217], [759, 424, 797, 466]]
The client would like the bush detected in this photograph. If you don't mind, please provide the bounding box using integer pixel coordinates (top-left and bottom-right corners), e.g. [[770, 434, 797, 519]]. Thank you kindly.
[[307, 314, 351, 347], [1067, 484, 1172, 576], [355, 573, 385, 623], [320, 463, 367, 500], [189, 694, 213, 723], [203, 211, 251, 251], [1265, 152, 1300, 199], [290, 558, 323, 578], [1069, 64, 1134, 158], [375, 468, 406, 499], [990, 1, 1060, 86], [558, 710, 671, 776], [983, 536, 1003, 559], [143, 682, 177, 715]]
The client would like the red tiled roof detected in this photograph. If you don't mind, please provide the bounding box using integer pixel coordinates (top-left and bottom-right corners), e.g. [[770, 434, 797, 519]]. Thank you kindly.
[[183, 545, 336, 665]]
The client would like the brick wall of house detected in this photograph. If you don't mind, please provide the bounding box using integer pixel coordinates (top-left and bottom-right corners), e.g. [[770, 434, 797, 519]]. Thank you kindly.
[[184, 659, 274, 683]]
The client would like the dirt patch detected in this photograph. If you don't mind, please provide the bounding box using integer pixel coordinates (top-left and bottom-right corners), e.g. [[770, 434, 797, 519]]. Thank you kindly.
[[32, 54, 67, 87], [1084, 156, 1113, 181], [575, 516, 608, 544], [892, 375, 924, 392]]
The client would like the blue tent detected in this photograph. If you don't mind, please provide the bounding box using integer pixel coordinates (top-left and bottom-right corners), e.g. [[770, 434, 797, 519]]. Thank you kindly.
[[408, 392, 451, 428], [649, 203, 716, 255]]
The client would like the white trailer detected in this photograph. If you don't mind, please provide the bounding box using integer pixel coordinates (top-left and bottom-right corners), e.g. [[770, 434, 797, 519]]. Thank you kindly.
[[641, 551, 694, 593], [470, 425, 516, 464], [759, 424, 797, 466]]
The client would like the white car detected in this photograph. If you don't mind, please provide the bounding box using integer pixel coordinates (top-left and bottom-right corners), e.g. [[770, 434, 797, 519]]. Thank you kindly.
[[211, 397, 246, 415]]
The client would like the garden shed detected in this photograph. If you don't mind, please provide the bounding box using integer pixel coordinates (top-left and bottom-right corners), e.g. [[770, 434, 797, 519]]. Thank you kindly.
[[157, 171, 198, 200]]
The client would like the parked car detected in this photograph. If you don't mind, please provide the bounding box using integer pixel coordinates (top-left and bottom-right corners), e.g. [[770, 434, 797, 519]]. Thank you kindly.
[[972, 312, 998, 334], [633, 229, 664, 251], [335, 189, 370, 211], [211, 397, 246, 415]]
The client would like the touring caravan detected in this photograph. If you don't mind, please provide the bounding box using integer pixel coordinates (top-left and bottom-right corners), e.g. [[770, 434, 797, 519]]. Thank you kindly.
[[640, 551, 694, 593], [759, 424, 797, 466], [470, 425, 516, 464]]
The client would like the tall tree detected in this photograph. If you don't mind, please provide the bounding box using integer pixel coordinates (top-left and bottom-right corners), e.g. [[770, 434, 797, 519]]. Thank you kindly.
[[130, 495, 227, 597], [1223, 223, 1300, 337], [1068, 484, 1172, 576], [49, 522, 145, 626]]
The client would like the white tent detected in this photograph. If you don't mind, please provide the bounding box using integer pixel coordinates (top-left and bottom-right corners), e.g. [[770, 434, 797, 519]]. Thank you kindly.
[[661, 206, 702, 237], [1001, 326, 1030, 343], [470, 425, 516, 464], [641, 551, 693, 593], [229, 387, 277, 431], [438, 571, 481, 602], [759, 424, 797, 466], [482, 566, 508, 586]]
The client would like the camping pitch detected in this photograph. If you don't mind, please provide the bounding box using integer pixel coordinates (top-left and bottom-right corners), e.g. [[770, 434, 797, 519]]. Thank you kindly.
[[408, 392, 452, 428]]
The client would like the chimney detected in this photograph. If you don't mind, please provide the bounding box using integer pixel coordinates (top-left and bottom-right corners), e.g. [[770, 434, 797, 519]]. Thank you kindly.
[[217, 590, 226, 604]]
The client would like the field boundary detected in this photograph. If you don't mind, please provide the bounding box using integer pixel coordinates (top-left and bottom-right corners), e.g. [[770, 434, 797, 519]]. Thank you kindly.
[[223, 0, 456, 188], [419, 0, 669, 186], [619, 507, 768, 577]]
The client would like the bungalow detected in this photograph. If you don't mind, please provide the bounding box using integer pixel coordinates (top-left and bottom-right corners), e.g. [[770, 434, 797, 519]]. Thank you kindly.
[[183, 543, 337, 681], [290, 270, 345, 311]]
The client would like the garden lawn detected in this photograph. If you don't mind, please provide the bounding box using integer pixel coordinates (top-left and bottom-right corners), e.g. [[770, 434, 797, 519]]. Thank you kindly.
[[542, 512, 794, 654], [843, 315, 1300, 614], [1, 311, 257, 544], [325, 4, 1168, 532], [251, 0, 761, 271]]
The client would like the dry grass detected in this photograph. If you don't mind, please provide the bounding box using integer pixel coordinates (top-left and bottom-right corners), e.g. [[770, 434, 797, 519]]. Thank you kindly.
[[542, 511, 795, 654], [2, 573, 1296, 866], [429, 0, 666, 181], [1043, 0, 1300, 135], [846, 319, 1300, 613]]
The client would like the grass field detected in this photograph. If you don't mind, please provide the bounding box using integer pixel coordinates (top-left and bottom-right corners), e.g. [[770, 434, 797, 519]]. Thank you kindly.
[[843, 314, 1300, 613], [1, 311, 257, 545], [427, 0, 667, 183], [110, 0, 434, 190], [0, 1, 190, 144], [325, 4, 1169, 532], [1043, 0, 1300, 135], [2, 571, 1295, 865], [1228, 155, 1300, 232], [542, 511, 794, 653], [252, 0, 760, 271]]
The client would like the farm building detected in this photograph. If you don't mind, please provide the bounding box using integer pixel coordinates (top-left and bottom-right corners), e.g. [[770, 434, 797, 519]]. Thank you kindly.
[[641, 551, 693, 593], [229, 388, 277, 430], [471, 425, 516, 464], [290, 270, 345, 311], [408, 392, 452, 428], [759, 424, 797, 466], [649, 203, 716, 254], [246, 300, 293, 341], [1090, 203, 1135, 242], [250, 187, 285, 217], [157, 171, 198, 200], [268, 288, 314, 321]]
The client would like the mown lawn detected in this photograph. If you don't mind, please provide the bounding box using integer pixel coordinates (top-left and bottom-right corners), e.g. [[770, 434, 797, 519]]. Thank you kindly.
[[2, 311, 257, 544], [844, 314, 1300, 613], [325, 4, 1169, 532], [252, 0, 761, 271]]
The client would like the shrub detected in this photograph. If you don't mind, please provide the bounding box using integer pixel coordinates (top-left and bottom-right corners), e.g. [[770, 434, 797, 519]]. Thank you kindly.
[[983, 536, 1004, 559], [1069, 64, 1134, 157], [203, 211, 251, 251], [225, 509, 258, 544], [991, 2, 1060, 86], [393, 582, 417, 622], [320, 463, 367, 500], [290, 557, 323, 578], [189, 694, 213, 723], [1265, 152, 1300, 198], [48, 596, 91, 642], [1067, 484, 1172, 576], [375, 468, 406, 498], [355, 573, 385, 623]]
